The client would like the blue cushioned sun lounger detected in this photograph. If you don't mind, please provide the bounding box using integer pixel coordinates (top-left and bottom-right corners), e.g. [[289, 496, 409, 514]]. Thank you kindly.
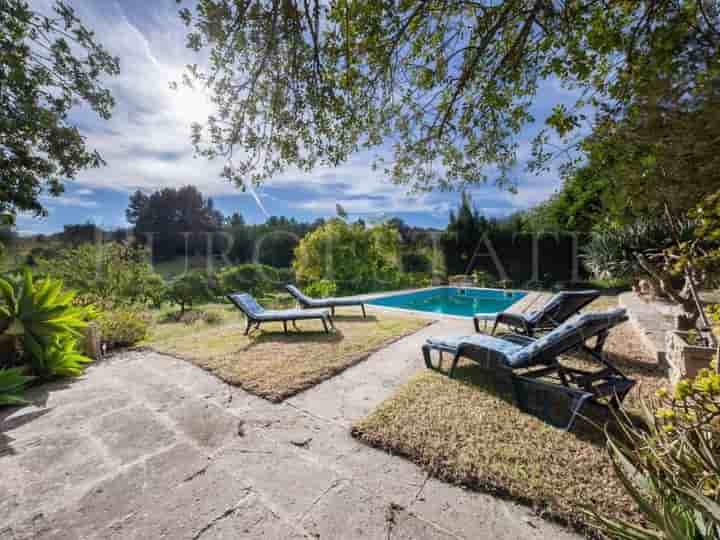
[[228, 293, 334, 335], [475, 289, 601, 336], [425, 308, 635, 430]]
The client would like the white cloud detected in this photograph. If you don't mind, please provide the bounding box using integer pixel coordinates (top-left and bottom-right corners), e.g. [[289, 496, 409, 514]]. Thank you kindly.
[[40, 195, 99, 209], [41, 0, 563, 224]]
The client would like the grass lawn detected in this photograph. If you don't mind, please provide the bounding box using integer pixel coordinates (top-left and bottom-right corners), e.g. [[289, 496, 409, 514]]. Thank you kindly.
[[144, 303, 429, 402], [352, 296, 667, 534]]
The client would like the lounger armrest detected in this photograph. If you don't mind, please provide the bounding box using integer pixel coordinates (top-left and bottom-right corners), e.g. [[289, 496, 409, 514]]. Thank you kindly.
[[494, 312, 531, 333], [455, 342, 512, 368]]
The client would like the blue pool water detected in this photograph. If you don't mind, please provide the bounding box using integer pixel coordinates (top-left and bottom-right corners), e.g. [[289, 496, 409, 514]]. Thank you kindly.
[[368, 287, 525, 318]]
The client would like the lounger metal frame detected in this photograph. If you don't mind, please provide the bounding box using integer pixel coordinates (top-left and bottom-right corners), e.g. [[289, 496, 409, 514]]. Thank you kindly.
[[227, 294, 334, 335], [424, 315, 635, 430], [286, 285, 367, 318], [474, 290, 601, 336]]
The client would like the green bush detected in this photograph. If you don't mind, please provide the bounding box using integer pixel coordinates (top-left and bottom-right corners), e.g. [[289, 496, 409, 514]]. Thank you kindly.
[[165, 271, 214, 314], [402, 272, 432, 288], [582, 219, 696, 281], [472, 270, 496, 287], [219, 264, 279, 297], [305, 279, 337, 298], [275, 267, 295, 285], [293, 219, 401, 294], [401, 252, 432, 274], [38, 242, 165, 307], [94, 307, 151, 348]]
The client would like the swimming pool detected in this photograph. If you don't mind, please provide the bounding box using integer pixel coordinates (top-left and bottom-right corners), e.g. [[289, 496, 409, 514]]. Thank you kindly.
[[368, 287, 526, 318]]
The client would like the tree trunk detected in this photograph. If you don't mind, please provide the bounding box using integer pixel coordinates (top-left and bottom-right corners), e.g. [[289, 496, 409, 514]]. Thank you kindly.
[[634, 252, 700, 329]]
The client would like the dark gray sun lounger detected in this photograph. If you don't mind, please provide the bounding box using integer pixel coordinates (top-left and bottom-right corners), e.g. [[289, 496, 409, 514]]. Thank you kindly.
[[425, 308, 634, 430], [286, 284, 367, 318], [476, 289, 600, 336], [228, 293, 334, 335]]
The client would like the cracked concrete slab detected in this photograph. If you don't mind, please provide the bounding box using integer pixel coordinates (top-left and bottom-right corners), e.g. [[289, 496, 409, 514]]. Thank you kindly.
[[0, 307, 582, 540]]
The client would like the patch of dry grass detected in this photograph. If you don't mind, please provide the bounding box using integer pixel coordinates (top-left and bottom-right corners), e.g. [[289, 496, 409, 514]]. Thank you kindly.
[[352, 296, 668, 534], [145, 307, 428, 402]]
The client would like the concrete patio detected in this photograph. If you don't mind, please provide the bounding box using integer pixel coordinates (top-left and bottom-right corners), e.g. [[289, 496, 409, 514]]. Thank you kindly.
[[1, 303, 577, 540]]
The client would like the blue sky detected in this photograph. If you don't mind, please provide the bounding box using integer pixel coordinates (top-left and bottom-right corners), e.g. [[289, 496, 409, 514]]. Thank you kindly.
[[19, 0, 583, 235]]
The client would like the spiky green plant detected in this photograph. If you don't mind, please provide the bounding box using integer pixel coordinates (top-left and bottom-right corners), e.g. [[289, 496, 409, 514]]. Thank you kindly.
[[23, 336, 92, 378], [0, 269, 93, 379], [0, 368, 34, 406]]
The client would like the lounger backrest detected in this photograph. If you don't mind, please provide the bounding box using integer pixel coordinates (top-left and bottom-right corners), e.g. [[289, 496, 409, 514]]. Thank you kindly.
[[530, 290, 600, 326], [228, 293, 265, 318], [286, 284, 313, 305], [506, 308, 627, 368]]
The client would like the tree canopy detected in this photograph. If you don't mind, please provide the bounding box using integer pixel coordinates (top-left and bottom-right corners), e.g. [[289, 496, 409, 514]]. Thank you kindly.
[[293, 219, 401, 293], [522, 81, 720, 233], [126, 186, 224, 259], [0, 0, 119, 218], [178, 0, 719, 193]]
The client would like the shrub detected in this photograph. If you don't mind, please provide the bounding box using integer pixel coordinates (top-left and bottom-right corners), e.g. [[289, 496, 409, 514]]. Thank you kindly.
[[165, 271, 214, 314], [305, 279, 337, 298], [219, 264, 278, 297], [275, 267, 295, 285], [293, 219, 401, 294], [591, 362, 720, 539], [38, 242, 165, 307], [94, 307, 151, 348], [472, 270, 496, 287], [401, 252, 432, 273], [160, 308, 223, 325]]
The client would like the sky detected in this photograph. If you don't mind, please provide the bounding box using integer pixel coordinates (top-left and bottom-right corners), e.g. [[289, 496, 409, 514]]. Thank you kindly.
[[18, 0, 583, 235]]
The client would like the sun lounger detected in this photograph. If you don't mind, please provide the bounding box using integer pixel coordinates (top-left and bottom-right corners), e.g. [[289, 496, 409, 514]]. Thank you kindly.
[[425, 308, 635, 430], [476, 289, 601, 336], [286, 284, 367, 318], [228, 293, 334, 335]]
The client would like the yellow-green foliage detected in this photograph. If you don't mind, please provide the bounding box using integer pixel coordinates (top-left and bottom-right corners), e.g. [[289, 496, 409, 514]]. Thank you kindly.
[[39, 243, 165, 306], [293, 219, 402, 293], [94, 307, 151, 348], [592, 360, 720, 539]]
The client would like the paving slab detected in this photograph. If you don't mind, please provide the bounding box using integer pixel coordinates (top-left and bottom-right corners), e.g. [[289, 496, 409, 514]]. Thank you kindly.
[[619, 291, 675, 363], [286, 318, 465, 424], [410, 477, 577, 540]]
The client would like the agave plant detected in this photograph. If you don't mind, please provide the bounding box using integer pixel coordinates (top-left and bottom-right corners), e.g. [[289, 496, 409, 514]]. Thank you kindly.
[[0, 269, 93, 379], [0, 368, 34, 406], [24, 336, 93, 378]]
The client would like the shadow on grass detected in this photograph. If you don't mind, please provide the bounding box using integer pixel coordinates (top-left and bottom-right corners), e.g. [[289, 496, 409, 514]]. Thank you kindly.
[[331, 313, 378, 323], [239, 327, 345, 351], [439, 362, 634, 448]]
